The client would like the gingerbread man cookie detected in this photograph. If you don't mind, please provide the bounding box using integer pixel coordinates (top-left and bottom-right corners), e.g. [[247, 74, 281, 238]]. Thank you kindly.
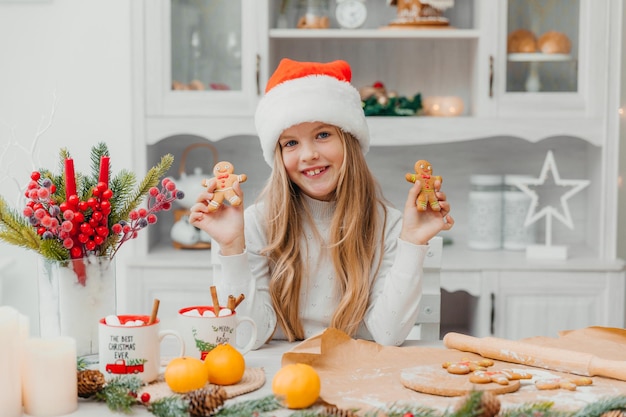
[[469, 369, 532, 385], [405, 159, 442, 212], [442, 359, 495, 375], [202, 161, 247, 212], [534, 377, 592, 391]]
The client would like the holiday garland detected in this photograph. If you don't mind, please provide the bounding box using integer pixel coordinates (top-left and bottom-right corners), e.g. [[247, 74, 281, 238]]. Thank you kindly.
[[76, 368, 626, 417]]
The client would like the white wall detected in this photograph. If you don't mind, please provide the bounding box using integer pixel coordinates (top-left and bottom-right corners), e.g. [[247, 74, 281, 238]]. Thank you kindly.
[[618, 3, 626, 260], [0, 0, 134, 334]]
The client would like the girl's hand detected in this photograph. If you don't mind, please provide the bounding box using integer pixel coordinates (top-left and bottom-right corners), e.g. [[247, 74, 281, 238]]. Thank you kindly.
[[188, 178, 246, 255], [400, 179, 454, 246]]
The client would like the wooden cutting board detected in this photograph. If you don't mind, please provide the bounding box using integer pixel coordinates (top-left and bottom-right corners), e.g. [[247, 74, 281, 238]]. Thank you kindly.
[[400, 364, 521, 397]]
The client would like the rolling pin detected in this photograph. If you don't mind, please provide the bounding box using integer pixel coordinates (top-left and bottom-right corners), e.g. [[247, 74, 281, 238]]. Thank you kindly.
[[443, 332, 626, 381]]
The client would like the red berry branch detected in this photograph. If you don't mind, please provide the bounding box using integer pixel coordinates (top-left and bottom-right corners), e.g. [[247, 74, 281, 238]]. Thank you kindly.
[[0, 144, 176, 284], [109, 178, 182, 260]]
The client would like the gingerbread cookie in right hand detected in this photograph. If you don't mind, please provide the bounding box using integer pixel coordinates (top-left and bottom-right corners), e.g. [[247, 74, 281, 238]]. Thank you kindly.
[[202, 161, 247, 212], [405, 159, 442, 212]]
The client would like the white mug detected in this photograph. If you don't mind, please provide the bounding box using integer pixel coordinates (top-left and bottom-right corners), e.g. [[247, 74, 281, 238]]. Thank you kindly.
[[178, 306, 257, 359], [98, 315, 184, 383]]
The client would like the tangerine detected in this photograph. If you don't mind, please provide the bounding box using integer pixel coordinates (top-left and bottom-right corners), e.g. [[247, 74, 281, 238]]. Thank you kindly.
[[164, 356, 208, 393], [272, 363, 321, 409], [203, 343, 245, 385]]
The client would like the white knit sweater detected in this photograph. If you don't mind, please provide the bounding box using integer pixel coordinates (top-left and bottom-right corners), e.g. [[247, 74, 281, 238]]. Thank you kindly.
[[215, 195, 427, 349]]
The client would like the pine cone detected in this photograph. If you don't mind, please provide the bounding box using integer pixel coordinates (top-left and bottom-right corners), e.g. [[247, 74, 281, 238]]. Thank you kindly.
[[456, 391, 501, 417], [77, 369, 105, 398], [600, 411, 626, 417], [184, 386, 228, 417], [479, 391, 501, 417], [323, 404, 359, 417]]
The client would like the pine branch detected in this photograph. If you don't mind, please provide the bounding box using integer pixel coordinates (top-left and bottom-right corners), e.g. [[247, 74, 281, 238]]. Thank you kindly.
[[38, 168, 65, 204], [90, 142, 110, 182], [0, 196, 40, 250], [447, 391, 483, 417], [571, 396, 626, 417], [39, 239, 70, 261], [59, 147, 71, 167], [94, 375, 144, 414], [108, 170, 137, 223], [148, 396, 189, 417], [213, 395, 283, 417], [364, 403, 441, 417], [79, 173, 96, 202], [118, 154, 174, 220]]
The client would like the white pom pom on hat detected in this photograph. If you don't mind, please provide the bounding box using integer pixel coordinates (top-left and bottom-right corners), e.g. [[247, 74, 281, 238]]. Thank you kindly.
[[255, 58, 370, 166]]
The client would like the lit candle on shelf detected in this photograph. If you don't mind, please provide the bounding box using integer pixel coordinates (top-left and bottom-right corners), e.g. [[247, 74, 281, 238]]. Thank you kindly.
[[22, 337, 77, 417], [64, 158, 77, 199], [0, 306, 22, 417], [423, 96, 464, 117], [98, 155, 109, 187]]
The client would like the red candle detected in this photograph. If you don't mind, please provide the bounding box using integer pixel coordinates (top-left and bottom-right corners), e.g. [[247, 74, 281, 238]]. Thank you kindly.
[[65, 158, 77, 199], [98, 156, 109, 186]]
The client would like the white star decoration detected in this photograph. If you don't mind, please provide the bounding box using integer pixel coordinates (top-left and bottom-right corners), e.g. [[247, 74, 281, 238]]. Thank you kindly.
[[514, 150, 590, 258]]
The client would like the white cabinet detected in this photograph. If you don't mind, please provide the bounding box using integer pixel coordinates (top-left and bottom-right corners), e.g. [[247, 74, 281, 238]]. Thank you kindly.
[[491, 0, 608, 120], [141, 0, 263, 143], [129, 0, 625, 338], [494, 270, 625, 339], [441, 257, 625, 339]]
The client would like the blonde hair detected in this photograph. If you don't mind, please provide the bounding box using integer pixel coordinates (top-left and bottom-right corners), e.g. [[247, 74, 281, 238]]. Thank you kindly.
[[259, 129, 387, 341]]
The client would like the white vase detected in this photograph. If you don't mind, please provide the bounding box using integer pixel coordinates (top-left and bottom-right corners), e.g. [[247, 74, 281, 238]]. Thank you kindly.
[[38, 256, 116, 358]]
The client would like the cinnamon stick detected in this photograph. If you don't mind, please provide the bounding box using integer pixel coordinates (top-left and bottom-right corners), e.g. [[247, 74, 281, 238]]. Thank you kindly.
[[234, 293, 245, 309], [148, 298, 160, 325], [210, 286, 221, 316], [227, 295, 236, 311]]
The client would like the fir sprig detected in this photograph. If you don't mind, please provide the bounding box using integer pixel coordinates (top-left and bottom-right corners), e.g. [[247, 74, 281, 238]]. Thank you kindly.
[[499, 401, 560, 417], [94, 375, 144, 414], [213, 395, 283, 417], [148, 396, 189, 417], [571, 396, 626, 417], [364, 403, 441, 417], [0, 196, 41, 250], [446, 391, 484, 417]]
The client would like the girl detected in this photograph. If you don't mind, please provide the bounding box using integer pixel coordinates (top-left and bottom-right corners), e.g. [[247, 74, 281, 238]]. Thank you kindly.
[[189, 59, 454, 349]]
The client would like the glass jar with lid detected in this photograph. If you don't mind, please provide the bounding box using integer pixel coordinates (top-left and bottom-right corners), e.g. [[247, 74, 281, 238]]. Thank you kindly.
[[467, 175, 503, 250], [295, 0, 330, 29], [502, 175, 536, 250]]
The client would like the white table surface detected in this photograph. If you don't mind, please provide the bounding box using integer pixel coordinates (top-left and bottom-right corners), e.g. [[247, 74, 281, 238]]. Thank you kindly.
[[24, 340, 323, 417], [27, 339, 436, 417]]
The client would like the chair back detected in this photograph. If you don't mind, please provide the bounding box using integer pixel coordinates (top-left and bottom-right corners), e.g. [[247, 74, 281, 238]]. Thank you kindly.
[[405, 236, 442, 341]]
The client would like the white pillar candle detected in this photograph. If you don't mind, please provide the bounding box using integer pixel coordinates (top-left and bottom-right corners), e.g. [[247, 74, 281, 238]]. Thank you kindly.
[[0, 306, 22, 417], [22, 337, 77, 417]]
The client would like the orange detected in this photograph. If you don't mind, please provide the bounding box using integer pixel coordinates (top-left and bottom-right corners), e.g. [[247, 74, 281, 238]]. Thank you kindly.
[[203, 343, 246, 385], [164, 356, 208, 393], [272, 363, 321, 409]]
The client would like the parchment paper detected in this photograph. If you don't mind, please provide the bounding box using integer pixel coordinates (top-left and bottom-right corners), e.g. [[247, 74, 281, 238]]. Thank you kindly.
[[282, 328, 626, 414]]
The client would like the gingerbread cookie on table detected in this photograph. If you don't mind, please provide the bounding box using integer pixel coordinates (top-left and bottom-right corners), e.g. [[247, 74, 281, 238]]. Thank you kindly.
[[405, 159, 442, 211], [442, 358, 495, 375], [201, 161, 247, 212], [535, 376, 592, 391], [469, 369, 532, 385]]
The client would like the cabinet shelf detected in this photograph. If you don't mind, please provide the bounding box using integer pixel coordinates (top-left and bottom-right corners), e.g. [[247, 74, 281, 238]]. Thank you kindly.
[[269, 28, 481, 40], [144, 115, 604, 147], [507, 53, 573, 62], [127, 240, 624, 273]]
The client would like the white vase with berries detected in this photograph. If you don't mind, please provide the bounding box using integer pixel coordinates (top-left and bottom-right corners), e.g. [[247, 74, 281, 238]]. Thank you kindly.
[[0, 143, 182, 357]]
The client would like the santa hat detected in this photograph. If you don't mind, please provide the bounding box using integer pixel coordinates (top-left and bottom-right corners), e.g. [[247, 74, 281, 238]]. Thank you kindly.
[[255, 58, 370, 166]]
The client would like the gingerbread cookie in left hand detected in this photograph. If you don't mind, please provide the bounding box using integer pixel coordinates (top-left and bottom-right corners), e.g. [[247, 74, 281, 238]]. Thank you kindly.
[[202, 161, 247, 212], [405, 159, 442, 211]]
